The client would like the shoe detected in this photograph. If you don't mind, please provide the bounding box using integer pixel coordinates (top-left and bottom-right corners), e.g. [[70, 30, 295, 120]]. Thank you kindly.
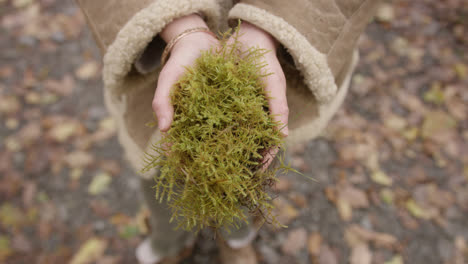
[[217, 237, 258, 264], [136, 238, 194, 264]]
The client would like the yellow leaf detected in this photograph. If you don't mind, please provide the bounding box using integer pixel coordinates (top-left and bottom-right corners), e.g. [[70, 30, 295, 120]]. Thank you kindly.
[[384, 114, 407, 131], [380, 189, 394, 205], [0, 235, 13, 261], [423, 82, 445, 105], [88, 173, 112, 195], [385, 255, 404, 264], [405, 199, 430, 220], [75, 61, 99, 80], [454, 63, 467, 80], [337, 198, 352, 221], [70, 238, 107, 264], [401, 127, 419, 141], [371, 170, 393, 186], [49, 122, 78, 142], [464, 165, 468, 182]]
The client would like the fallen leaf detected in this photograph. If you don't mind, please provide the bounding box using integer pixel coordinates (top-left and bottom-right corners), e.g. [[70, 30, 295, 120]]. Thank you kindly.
[[384, 255, 404, 264], [273, 176, 292, 192], [88, 172, 112, 195], [0, 235, 12, 261], [350, 243, 372, 264], [70, 238, 107, 264], [421, 111, 457, 143], [0, 203, 24, 229], [282, 228, 307, 255], [454, 63, 467, 80], [339, 185, 369, 209], [119, 224, 140, 239], [5, 118, 19, 130], [64, 151, 93, 168], [0, 95, 20, 114], [376, 3, 394, 23], [11, 233, 32, 252], [336, 197, 352, 221], [384, 114, 407, 131], [70, 168, 84, 180], [401, 127, 419, 141], [44, 75, 75, 96], [380, 188, 394, 205], [347, 225, 398, 249], [319, 244, 338, 264], [91, 117, 116, 142], [371, 170, 393, 186], [272, 197, 299, 225], [12, 0, 34, 8], [75, 61, 99, 80], [288, 192, 307, 208], [49, 121, 79, 142], [423, 82, 445, 105], [405, 199, 431, 220], [307, 232, 322, 256], [135, 207, 150, 235]]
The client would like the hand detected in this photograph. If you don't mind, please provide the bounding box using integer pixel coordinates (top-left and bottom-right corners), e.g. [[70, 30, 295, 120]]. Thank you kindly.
[[153, 14, 219, 132], [228, 22, 289, 171]]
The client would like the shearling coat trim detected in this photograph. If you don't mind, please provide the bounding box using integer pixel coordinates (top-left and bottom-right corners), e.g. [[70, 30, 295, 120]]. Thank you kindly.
[[102, 0, 221, 95], [229, 3, 337, 104], [288, 50, 359, 146]]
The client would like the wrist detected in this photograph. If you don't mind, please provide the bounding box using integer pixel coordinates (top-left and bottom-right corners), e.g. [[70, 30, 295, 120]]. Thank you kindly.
[[161, 13, 208, 43], [238, 21, 278, 51]]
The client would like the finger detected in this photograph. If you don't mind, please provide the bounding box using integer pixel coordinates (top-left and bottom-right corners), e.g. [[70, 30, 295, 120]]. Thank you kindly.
[[152, 60, 185, 132], [262, 57, 289, 137], [259, 146, 279, 172]]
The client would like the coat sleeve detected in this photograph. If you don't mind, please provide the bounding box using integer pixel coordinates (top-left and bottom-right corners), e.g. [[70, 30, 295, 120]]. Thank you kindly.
[[76, 0, 222, 93], [228, 0, 380, 104]]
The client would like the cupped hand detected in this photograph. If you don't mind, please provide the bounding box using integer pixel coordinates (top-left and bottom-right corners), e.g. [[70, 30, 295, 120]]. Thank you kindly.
[[153, 14, 219, 132], [228, 22, 289, 171]]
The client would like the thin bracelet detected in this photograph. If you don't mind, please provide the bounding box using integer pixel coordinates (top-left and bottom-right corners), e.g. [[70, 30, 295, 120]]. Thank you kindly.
[[161, 27, 217, 66]]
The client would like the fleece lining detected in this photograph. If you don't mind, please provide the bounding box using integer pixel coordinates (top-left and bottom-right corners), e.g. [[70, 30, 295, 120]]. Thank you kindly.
[[102, 0, 221, 95]]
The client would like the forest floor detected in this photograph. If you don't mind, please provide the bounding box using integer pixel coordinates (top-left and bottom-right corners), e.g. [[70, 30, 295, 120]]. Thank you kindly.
[[1, 0, 467, 263]]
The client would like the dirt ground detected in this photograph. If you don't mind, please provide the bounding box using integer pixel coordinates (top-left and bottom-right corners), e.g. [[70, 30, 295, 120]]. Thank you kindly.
[[1, 0, 467, 263]]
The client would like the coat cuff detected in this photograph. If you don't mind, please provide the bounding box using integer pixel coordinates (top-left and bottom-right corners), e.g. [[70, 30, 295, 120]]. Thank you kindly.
[[103, 0, 221, 95], [229, 3, 337, 104]]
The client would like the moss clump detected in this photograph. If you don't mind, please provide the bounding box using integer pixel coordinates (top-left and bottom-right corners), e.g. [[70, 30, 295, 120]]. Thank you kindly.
[[142, 28, 293, 232]]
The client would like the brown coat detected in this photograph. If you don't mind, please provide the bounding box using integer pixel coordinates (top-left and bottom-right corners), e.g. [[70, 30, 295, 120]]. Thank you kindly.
[[76, 0, 379, 178]]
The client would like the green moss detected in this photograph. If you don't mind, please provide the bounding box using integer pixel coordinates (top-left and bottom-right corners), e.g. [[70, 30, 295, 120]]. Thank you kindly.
[[141, 26, 295, 232]]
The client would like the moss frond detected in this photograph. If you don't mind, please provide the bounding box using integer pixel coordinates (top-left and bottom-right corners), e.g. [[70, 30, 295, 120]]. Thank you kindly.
[[141, 24, 294, 232]]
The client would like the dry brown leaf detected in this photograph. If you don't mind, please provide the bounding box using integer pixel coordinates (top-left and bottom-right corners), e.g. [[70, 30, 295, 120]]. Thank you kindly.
[[421, 110, 457, 143], [44, 75, 75, 96], [307, 232, 322, 256], [350, 243, 372, 264], [336, 198, 352, 221], [64, 151, 94, 168], [75, 61, 100, 80], [271, 197, 299, 225], [48, 121, 79, 142], [339, 185, 369, 209], [273, 176, 292, 192], [319, 244, 338, 264], [376, 3, 394, 22], [281, 228, 308, 255], [347, 225, 398, 249]]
